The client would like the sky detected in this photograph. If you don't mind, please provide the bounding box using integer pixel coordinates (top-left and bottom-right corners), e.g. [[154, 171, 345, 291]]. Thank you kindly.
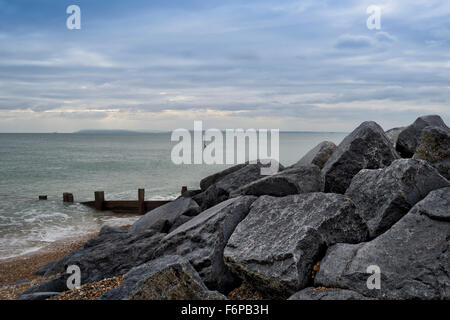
[[0, 0, 449, 132]]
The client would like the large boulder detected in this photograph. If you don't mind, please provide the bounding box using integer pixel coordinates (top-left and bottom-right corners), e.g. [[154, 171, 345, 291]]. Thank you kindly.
[[100, 256, 225, 300], [322, 121, 399, 194], [34, 225, 165, 286], [129, 197, 200, 234], [385, 127, 405, 148], [155, 196, 257, 293], [223, 193, 369, 299], [291, 141, 337, 169], [230, 165, 324, 197], [315, 187, 450, 300], [413, 126, 450, 180], [396, 115, 448, 158], [200, 164, 247, 191], [288, 287, 369, 300], [201, 161, 283, 209], [345, 159, 450, 238]]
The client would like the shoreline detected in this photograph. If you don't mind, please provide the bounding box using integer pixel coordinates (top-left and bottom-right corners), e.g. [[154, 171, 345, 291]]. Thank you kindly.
[[0, 232, 99, 286], [0, 232, 99, 300]]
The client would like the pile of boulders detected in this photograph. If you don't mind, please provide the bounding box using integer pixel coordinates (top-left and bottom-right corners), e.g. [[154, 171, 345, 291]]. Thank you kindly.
[[22, 115, 450, 300]]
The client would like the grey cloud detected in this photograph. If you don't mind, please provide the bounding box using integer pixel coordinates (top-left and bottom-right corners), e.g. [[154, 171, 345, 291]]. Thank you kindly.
[[334, 34, 374, 49]]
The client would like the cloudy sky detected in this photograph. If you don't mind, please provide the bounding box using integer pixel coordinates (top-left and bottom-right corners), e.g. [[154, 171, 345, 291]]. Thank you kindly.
[[0, 0, 449, 132]]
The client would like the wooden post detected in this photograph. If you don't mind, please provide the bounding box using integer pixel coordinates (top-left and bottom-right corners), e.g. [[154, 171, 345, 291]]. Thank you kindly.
[[39, 195, 47, 200], [94, 191, 105, 211], [181, 186, 188, 195], [138, 189, 145, 214], [63, 193, 74, 203]]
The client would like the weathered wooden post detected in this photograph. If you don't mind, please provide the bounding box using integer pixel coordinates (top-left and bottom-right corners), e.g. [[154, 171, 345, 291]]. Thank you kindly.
[[39, 195, 47, 200], [94, 191, 105, 211], [63, 193, 74, 203], [138, 189, 145, 214], [181, 186, 188, 195]]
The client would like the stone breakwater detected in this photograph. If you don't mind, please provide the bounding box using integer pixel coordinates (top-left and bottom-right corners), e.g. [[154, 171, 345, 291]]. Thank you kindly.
[[19, 115, 450, 300]]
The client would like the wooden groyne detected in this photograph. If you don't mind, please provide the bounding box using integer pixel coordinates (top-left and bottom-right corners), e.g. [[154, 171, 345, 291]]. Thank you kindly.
[[79, 187, 187, 215]]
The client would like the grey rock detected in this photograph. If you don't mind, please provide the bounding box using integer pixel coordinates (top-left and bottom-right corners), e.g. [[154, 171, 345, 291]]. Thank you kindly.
[[168, 215, 192, 233], [200, 164, 247, 191], [156, 196, 257, 293], [129, 197, 200, 234], [292, 141, 337, 169], [201, 161, 283, 209], [230, 165, 324, 197], [322, 121, 399, 194], [385, 127, 406, 147], [180, 189, 202, 199], [315, 187, 450, 300], [19, 292, 60, 301], [397, 115, 448, 158], [434, 159, 450, 182], [100, 256, 225, 300], [413, 126, 450, 180], [224, 193, 369, 299], [22, 274, 69, 294], [32, 225, 165, 287], [288, 287, 370, 300], [35, 260, 58, 276], [345, 159, 450, 238]]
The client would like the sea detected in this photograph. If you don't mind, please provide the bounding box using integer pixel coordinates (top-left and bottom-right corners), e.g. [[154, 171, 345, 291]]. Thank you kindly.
[[0, 132, 347, 259]]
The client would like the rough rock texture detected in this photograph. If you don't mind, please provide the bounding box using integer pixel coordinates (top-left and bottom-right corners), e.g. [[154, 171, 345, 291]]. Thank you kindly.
[[322, 121, 399, 194], [434, 159, 450, 182], [200, 164, 247, 191], [201, 162, 283, 209], [413, 126, 450, 180], [156, 196, 257, 293], [168, 215, 192, 233], [33, 225, 165, 286], [385, 127, 405, 147], [315, 187, 450, 300], [224, 193, 369, 299], [129, 197, 200, 234], [288, 287, 369, 300], [100, 256, 225, 300], [396, 115, 448, 158], [345, 159, 450, 238], [292, 141, 337, 169], [230, 165, 324, 197]]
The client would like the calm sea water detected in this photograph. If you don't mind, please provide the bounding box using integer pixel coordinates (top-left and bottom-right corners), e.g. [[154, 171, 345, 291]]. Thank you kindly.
[[0, 132, 346, 259]]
